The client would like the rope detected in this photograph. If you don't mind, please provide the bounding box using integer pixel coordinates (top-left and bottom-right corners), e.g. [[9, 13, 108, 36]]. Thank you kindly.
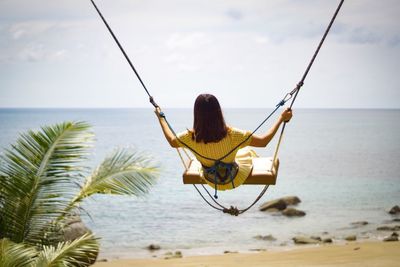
[[182, 148, 192, 160], [200, 184, 226, 209], [176, 148, 188, 170], [193, 183, 270, 216], [89, 0, 159, 108], [271, 0, 344, 166], [291, 0, 345, 110], [194, 181, 270, 216], [271, 126, 285, 170], [192, 185, 224, 212], [238, 185, 270, 214]]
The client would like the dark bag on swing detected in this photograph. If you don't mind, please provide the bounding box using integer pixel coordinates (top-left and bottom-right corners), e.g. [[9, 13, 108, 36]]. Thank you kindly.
[[202, 161, 239, 185]]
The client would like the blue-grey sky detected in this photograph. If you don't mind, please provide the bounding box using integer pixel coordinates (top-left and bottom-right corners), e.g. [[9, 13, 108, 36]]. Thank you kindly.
[[0, 0, 399, 108]]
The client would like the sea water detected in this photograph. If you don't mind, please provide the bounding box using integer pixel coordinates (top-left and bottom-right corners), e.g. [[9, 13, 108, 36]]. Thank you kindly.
[[0, 108, 399, 258]]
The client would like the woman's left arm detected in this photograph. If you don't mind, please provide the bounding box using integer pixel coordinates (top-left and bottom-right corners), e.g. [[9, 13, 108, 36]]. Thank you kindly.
[[155, 107, 180, 148]]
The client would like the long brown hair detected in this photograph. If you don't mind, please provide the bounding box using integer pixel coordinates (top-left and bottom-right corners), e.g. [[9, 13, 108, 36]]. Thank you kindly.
[[192, 94, 228, 144]]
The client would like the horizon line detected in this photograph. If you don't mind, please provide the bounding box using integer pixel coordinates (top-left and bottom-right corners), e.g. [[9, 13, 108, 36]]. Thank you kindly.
[[0, 107, 399, 110]]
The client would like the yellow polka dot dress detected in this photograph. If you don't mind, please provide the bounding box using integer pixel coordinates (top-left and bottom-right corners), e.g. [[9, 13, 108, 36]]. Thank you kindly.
[[177, 127, 258, 190]]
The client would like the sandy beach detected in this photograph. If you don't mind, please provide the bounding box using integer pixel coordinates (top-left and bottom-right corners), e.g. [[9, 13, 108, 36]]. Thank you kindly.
[[93, 241, 400, 267]]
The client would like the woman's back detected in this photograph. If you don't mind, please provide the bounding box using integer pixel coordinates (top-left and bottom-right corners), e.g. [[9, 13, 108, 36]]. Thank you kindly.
[[177, 127, 252, 167]]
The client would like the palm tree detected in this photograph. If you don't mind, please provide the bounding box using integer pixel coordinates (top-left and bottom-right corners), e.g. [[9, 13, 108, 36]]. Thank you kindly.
[[0, 121, 159, 266]]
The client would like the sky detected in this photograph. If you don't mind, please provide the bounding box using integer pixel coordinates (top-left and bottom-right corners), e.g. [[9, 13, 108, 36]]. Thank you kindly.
[[0, 0, 399, 108]]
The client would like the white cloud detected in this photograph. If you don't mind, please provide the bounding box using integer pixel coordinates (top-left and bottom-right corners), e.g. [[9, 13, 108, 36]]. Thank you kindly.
[[166, 32, 211, 50], [11, 28, 25, 40], [225, 8, 243, 21], [50, 49, 68, 61], [17, 43, 45, 62], [16, 44, 68, 62], [177, 63, 200, 72], [0, 0, 399, 108], [164, 53, 186, 64], [254, 36, 269, 44], [388, 35, 400, 47], [9, 21, 55, 40]]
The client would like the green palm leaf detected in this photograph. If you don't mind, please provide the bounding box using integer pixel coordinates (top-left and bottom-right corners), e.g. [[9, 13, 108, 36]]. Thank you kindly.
[[0, 238, 38, 267], [33, 233, 99, 267], [0, 121, 159, 265], [70, 149, 158, 209], [0, 121, 93, 244]]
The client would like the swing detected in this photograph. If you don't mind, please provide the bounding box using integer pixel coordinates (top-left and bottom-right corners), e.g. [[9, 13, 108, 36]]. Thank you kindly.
[[183, 156, 279, 185], [89, 0, 344, 215]]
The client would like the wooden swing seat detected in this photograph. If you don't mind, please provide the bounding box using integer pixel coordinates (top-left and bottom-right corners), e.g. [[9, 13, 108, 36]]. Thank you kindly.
[[183, 157, 279, 185]]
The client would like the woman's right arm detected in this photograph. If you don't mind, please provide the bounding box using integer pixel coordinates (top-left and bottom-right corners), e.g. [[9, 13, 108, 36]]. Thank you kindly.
[[155, 107, 180, 148], [250, 108, 293, 147]]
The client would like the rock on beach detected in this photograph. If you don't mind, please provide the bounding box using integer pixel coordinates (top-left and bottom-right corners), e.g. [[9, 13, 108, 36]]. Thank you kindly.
[[292, 236, 320, 245], [377, 225, 400, 231], [389, 205, 400, 215], [281, 196, 301, 205], [164, 251, 182, 260], [259, 196, 302, 212], [253, 234, 277, 241], [383, 232, 399, 242], [63, 215, 97, 265], [282, 208, 306, 217], [351, 221, 369, 227], [345, 235, 357, 241], [147, 244, 161, 250], [63, 215, 92, 241], [259, 199, 287, 212]]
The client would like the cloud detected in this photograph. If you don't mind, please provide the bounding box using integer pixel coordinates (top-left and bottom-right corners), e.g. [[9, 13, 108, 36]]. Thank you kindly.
[[163, 32, 210, 72], [16, 43, 68, 62], [8, 21, 55, 40], [164, 53, 185, 64], [0, 17, 104, 63], [10, 28, 25, 40], [254, 36, 269, 44], [225, 8, 243, 21], [349, 27, 382, 44], [333, 25, 399, 47], [17, 43, 44, 62], [49, 49, 68, 61], [1, 0, 400, 108], [165, 32, 211, 50], [387, 35, 400, 47]]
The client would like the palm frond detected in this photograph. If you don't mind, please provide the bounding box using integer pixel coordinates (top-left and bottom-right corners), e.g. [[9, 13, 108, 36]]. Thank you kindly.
[[0, 121, 93, 244], [0, 175, 5, 206], [33, 233, 99, 267], [73, 148, 158, 205], [0, 238, 38, 267]]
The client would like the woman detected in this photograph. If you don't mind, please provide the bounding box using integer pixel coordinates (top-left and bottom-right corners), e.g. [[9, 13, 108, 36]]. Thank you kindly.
[[155, 94, 292, 192]]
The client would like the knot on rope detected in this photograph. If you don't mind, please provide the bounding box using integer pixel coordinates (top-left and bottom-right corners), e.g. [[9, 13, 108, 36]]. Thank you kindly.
[[296, 81, 304, 89], [223, 206, 240, 216], [149, 96, 159, 108], [276, 99, 286, 107]]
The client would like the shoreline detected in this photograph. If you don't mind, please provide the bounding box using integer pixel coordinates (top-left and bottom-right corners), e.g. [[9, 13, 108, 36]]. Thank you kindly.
[[95, 238, 370, 260], [93, 241, 400, 267]]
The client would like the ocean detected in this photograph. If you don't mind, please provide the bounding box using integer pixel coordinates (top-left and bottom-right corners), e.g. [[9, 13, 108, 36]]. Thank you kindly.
[[0, 108, 399, 259]]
